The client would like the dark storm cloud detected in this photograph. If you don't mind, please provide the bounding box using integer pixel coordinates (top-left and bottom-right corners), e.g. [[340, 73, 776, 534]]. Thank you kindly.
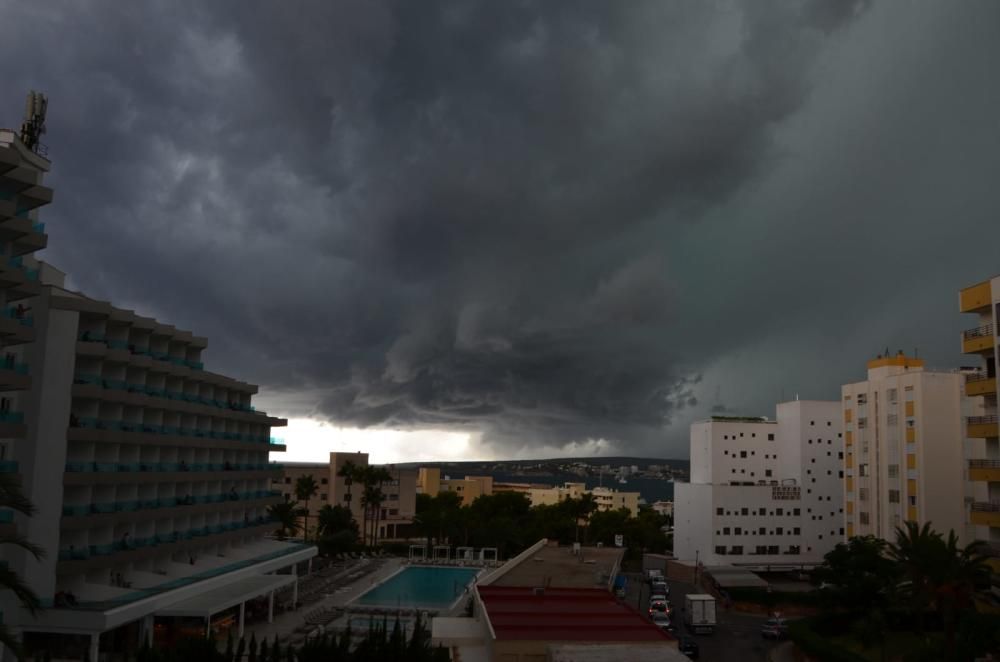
[[2, 1, 998, 458]]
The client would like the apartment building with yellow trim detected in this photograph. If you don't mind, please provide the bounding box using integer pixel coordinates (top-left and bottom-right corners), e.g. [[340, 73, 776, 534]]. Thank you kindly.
[[959, 276, 1000, 550], [842, 353, 970, 542]]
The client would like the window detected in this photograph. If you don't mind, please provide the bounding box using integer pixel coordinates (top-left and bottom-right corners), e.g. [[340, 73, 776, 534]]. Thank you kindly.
[[723, 527, 731, 535], [888, 464, 899, 478], [321, 478, 328, 485], [759, 527, 766, 534], [888, 388, 897, 402], [793, 508, 801, 516], [859, 463, 870, 477], [858, 417, 867, 429], [284, 477, 291, 484], [758, 508, 767, 516], [715, 546, 726, 555], [859, 512, 870, 525], [768, 545, 779, 554], [776, 527, 783, 535], [730, 546, 743, 555], [768, 433, 775, 441], [838, 471, 844, 478], [740, 451, 747, 458], [810, 421, 815, 426], [776, 508, 783, 516], [793, 527, 801, 535], [887, 414, 898, 426], [716, 507, 724, 516], [838, 452, 843, 459], [320, 493, 328, 501], [735, 527, 742, 535], [908, 496, 916, 506], [765, 469, 772, 477], [857, 394, 867, 404], [859, 488, 869, 502], [755, 545, 767, 554], [741, 508, 749, 516]]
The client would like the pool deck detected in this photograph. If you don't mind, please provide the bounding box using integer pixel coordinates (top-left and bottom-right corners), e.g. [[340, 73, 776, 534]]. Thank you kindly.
[[242, 558, 404, 644]]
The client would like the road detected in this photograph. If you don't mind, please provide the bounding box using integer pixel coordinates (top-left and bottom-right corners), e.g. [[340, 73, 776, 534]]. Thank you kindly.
[[623, 573, 780, 662]]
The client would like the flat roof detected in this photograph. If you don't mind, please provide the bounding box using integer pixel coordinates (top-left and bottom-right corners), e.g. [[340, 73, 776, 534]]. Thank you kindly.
[[550, 643, 689, 661], [489, 545, 623, 589], [157, 574, 294, 617], [478, 586, 672, 643], [705, 566, 768, 588]]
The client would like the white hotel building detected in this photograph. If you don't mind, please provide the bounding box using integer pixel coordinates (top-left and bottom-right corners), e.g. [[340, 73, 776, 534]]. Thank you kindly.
[[0, 127, 314, 660], [674, 400, 844, 568]]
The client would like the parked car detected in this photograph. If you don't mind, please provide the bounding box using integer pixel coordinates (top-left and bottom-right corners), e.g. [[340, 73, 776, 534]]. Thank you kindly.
[[649, 592, 667, 604], [678, 636, 700, 659], [760, 617, 789, 640], [651, 580, 669, 597], [651, 612, 676, 633]]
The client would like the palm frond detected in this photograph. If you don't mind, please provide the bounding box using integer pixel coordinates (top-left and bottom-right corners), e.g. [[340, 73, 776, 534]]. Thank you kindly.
[[0, 532, 45, 561], [0, 475, 36, 517], [0, 563, 42, 614], [0, 622, 25, 659]]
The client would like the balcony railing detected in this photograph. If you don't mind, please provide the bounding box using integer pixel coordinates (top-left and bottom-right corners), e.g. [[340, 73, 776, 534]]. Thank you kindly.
[[0, 510, 13, 523], [70, 417, 278, 445], [966, 372, 994, 383], [62, 490, 281, 517], [0, 461, 18, 473], [65, 461, 282, 473], [0, 359, 29, 375], [968, 415, 999, 426], [970, 501, 1000, 513], [1, 309, 33, 327], [969, 459, 1000, 469], [32, 222, 44, 234], [0, 411, 24, 424], [73, 376, 260, 416], [964, 324, 994, 340], [56, 516, 275, 561]]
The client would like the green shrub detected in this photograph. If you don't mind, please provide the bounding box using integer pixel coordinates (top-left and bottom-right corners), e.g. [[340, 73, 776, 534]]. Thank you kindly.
[[788, 617, 867, 662]]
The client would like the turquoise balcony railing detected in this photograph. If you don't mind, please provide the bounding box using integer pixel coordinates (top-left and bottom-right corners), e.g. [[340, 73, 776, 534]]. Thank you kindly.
[[106, 339, 129, 350], [73, 373, 102, 386], [269, 437, 284, 445], [116, 500, 140, 512], [32, 222, 44, 234], [90, 503, 115, 514], [1, 309, 33, 326], [62, 504, 89, 516], [89, 544, 115, 556], [150, 351, 169, 361], [0, 412, 24, 424], [0, 360, 28, 375], [0, 461, 18, 473], [186, 360, 204, 370], [168, 357, 186, 366], [0, 510, 13, 523], [7, 256, 22, 269], [23, 268, 38, 282], [103, 378, 128, 391], [78, 331, 106, 343]]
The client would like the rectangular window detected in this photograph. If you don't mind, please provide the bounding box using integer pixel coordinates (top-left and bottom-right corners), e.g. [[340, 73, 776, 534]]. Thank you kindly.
[[765, 469, 772, 477], [793, 508, 801, 516], [734, 527, 742, 535], [759, 527, 766, 535], [776, 508, 783, 516], [740, 451, 747, 458], [859, 487, 869, 502], [859, 463, 870, 477], [887, 414, 898, 426], [859, 512, 870, 525], [888, 490, 900, 503], [858, 417, 867, 429], [857, 393, 867, 404], [775, 527, 783, 535], [715, 546, 727, 555], [722, 527, 730, 535], [888, 464, 899, 478], [716, 507, 724, 516], [908, 496, 916, 506], [768, 545, 779, 555], [321, 478, 328, 485], [741, 508, 749, 516], [767, 433, 775, 441], [793, 527, 801, 535], [320, 493, 327, 501], [887, 388, 898, 402], [759, 508, 767, 516], [730, 546, 743, 555]]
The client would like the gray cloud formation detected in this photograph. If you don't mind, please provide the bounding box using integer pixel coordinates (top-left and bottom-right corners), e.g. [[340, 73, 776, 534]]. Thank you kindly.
[[2, 1, 998, 458]]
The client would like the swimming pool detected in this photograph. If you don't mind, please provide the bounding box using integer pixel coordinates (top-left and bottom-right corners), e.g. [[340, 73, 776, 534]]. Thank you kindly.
[[354, 566, 479, 609]]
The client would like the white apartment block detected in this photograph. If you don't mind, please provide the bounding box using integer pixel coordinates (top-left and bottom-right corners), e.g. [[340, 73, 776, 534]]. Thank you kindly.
[[674, 400, 844, 568], [0, 126, 315, 661], [842, 353, 970, 543], [959, 277, 1000, 552]]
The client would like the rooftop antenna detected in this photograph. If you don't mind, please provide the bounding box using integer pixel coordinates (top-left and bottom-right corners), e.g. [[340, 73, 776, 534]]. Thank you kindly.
[[19, 90, 48, 154]]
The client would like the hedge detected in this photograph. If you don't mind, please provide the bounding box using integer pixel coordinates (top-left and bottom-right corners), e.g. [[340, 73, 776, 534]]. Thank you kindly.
[[788, 617, 867, 662]]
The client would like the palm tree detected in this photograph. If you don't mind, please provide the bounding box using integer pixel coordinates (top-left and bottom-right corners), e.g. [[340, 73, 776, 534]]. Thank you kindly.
[[268, 498, 301, 541], [294, 475, 319, 541], [0, 475, 45, 656], [336, 459, 358, 511], [315, 504, 358, 541], [368, 467, 393, 548], [361, 483, 385, 549], [573, 493, 599, 543]]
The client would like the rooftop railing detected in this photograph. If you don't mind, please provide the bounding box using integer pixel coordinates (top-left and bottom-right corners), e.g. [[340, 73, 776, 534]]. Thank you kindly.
[[964, 324, 994, 340]]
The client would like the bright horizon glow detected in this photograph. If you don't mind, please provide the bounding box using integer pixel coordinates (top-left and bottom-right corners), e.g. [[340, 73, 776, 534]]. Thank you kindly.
[[269, 417, 490, 465]]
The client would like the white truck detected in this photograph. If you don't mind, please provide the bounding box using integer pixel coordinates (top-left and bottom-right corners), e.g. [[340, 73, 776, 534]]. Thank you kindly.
[[683, 594, 717, 634]]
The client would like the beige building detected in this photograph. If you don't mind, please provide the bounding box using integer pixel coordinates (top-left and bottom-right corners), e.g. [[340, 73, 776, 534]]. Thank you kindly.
[[842, 353, 970, 542], [416, 467, 494, 506], [959, 277, 1000, 550], [276, 452, 417, 540], [528, 482, 640, 517]]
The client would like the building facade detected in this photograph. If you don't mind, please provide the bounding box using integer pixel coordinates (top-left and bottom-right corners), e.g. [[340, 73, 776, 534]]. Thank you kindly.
[[842, 353, 970, 542], [674, 400, 844, 567], [276, 453, 417, 540], [959, 277, 1000, 550], [416, 467, 494, 506], [0, 126, 314, 661], [527, 482, 641, 517]]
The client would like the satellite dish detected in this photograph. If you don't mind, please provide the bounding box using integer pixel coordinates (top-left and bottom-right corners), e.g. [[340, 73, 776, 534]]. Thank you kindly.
[[20, 90, 48, 154]]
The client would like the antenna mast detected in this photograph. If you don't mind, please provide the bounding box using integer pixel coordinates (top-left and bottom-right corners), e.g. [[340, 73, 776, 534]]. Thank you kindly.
[[19, 90, 48, 155]]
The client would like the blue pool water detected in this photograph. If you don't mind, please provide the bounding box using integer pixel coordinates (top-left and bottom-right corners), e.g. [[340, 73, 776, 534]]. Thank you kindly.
[[355, 566, 479, 609]]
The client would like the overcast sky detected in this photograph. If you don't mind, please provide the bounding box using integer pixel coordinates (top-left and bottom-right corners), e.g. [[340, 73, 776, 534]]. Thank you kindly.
[[3, 1, 999, 463]]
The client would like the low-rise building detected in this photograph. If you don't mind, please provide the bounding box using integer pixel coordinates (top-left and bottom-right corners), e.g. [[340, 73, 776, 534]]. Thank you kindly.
[[416, 467, 494, 505], [527, 482, 641, 517]]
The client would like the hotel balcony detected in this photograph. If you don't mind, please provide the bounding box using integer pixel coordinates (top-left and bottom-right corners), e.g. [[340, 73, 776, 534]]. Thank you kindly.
[[0, 359, 30, 391], [64, 461, 282, 486], [968, 459, 1000, 482], [56, 518, 277, 573], [0, 309, 34, 345], [968, 415, 999, 439], [67, 417, 286, 452], [970, 502, 1000, 528], [0, 507, 14, 537], [960, 280, 993, 313], [966, 372, 997, 398], [963, 324, 995, 354], [0, 410, 26, 438], [59, 490, 282, 531], [0, 206, 48, 256]]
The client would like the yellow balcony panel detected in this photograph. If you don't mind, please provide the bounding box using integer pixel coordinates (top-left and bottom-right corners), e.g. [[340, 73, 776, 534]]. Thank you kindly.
[[906, 428, 916, 443], [846, 454, 854, 469], [905, 401, 915, 417], [960, 280, 992, 313], [966, 374, 997, 397], [846, 501, 854, 515], [845, 430, 853, 446], [968, 415, 999, 439], [970, 502, 1000, 528], [846, 523, 854, 538], [844, 409, 853, 423], [906, 454, 917, 470], [962, 324, 995, 354], [968, 460, 1000, 482], [907, 506, 918, 522], [907, 478, 917, 496], [846, 477, 854, 492]]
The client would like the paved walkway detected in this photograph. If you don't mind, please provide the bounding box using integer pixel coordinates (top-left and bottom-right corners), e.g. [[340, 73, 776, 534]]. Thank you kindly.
[[242, 558, 403, 644]]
